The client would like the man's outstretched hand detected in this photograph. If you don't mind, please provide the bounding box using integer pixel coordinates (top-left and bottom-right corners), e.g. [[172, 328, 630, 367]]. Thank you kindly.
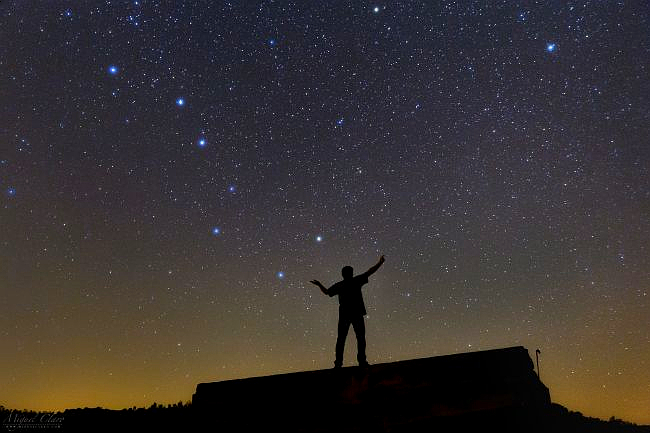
[[378, 255, 385, 265], [311, 280, 328, 295]]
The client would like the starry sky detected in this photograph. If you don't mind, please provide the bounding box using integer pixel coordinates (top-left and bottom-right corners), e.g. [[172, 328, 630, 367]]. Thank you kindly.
[[1, 0, 649, 424]]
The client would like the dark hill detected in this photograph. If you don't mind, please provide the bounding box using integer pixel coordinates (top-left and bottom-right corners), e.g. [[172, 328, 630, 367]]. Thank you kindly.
[[3, 347, 649, 432]]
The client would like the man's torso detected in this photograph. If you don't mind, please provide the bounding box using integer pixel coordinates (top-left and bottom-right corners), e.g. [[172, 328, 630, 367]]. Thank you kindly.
[[328, 274, 369, 316]]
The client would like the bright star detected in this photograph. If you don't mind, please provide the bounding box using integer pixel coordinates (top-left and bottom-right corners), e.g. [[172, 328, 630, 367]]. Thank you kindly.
[[197, 138, 207, 148], [64, 9, 72, 17], [269, 38, 276, 46], [108, 65, 119, 75], [228, 185, 236, 193], [316, 235, 323, 242], [336, 118, 344, 126], [277, 271, 285, 279], [373, 6, 380, 13], [7, 187, 16, 196], [176, 98, 185, 107], [546, 43, 556, 52], [212, 227, 221, 236]]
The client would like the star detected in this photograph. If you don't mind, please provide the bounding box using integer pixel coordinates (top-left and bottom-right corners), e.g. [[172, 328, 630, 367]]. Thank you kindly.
[[107, 65, 119, 75], [212, 227, 221, 236], [269, 38, 276, 46], [176, 97, 186, 107], [228, 185, 236, 193], [336, 118, 344, 126], [277, 271, 285, 279], [315, 235, 323, 243], [546, 43, 557, 52], [373, 6, 381, 13], [197, 138, 207, 148], [7, 187, 16, 196], [64, 9, 72, 17]]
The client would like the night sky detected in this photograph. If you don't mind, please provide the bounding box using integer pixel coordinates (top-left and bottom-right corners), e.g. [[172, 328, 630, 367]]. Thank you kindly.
[[1, 0, 649, 424]]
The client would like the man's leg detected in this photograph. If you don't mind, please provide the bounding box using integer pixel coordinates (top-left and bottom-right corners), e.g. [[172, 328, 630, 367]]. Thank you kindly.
[[335, 314, 351, 368], [351, 315, 367, 366]]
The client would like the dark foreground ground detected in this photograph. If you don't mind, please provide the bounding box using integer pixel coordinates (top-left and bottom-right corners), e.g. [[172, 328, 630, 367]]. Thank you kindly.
[[2, 403, 649, 433], [3, 348, 648, 432]]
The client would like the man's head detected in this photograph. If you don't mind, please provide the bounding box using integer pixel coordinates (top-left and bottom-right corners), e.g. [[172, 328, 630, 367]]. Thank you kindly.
[[341, 266, 353, 280]]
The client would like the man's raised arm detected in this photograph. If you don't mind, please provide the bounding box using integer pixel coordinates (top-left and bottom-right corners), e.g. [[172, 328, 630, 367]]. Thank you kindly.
[[362, 255, 385, 278]]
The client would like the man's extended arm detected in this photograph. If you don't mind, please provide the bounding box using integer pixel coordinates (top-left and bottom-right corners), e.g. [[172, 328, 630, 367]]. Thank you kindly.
[[362, 255, 385, 278], [310, 280, 329, 296]]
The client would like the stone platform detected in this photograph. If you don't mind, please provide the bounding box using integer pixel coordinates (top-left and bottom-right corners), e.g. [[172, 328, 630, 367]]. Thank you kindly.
[[193, 346, 551, 432]]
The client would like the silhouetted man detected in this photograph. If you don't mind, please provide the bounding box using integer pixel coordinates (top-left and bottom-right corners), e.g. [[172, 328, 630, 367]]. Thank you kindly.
[[311, 255, 385, 368]]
